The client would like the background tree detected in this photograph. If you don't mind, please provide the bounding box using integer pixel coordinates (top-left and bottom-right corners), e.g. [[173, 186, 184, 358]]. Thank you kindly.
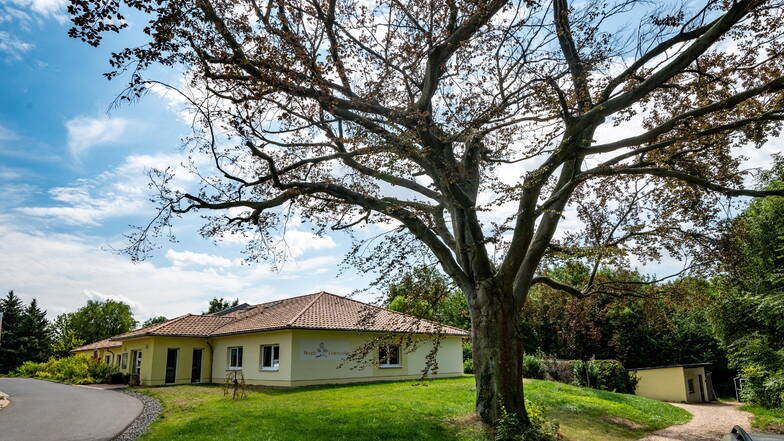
[[50, 313, 85, 358], [385, 267, 470, 330], [68, 299, 137, 344], [69, 0, 784, 426], [0, 291, 25, 372], [143, 315, 169, 327], [17, 299, 52, 364], [205, 298, 239, 314], [707, 156, 784, 407]]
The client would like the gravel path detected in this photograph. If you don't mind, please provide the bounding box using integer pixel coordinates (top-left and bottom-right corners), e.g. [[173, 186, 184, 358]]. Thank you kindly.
[[640, 401, 752, 441], [113, 391, 162, 441]]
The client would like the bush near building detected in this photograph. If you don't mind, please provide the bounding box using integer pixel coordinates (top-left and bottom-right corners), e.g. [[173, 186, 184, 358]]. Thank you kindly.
[[13, 353, 120, 384], [540, 356, 637, 394]]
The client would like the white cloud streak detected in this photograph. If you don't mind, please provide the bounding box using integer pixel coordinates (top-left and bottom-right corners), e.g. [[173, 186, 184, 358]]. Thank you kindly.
[[0, 216, 346, 321], [0, 30, 33, 59], [65, 115, 130, 158]]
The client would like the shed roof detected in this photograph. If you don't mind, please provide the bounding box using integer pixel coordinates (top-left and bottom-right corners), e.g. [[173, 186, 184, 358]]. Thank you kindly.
[[111, 292, 469, 341], [627, 362, 712, 371]]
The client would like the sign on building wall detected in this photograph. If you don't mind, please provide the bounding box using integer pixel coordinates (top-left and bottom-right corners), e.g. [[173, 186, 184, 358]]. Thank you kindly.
[[299, 339, 352, 361]]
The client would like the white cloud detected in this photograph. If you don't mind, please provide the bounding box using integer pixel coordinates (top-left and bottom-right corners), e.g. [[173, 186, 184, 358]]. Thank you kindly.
[[65, 115, 130, 158], [17, 181, 145, 225], [6, 0, 66, 21], [277, 229, 337, 258], [166, 249, 240, 268], [0, 165, 22, 180], [16, 153, 189, 226], [0, 216, 349, 322], [0, 30, 33, 59]]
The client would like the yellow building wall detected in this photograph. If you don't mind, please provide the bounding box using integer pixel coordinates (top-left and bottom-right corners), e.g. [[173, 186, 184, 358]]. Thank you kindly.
[[683, 367, 708, 403], [287, 330, 464, 387], [211, 330, 294, 386], [632, 367, 687, 402], [116, 337, 156, 386], [146, 337, 212, 386], [110, 330, 464, 387], [72, 347, 122, 365]]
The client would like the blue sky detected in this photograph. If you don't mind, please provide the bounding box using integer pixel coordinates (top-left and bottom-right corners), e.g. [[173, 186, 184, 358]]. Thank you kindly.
[[0, 1, 372, 322], [1, 0, 782, 324]]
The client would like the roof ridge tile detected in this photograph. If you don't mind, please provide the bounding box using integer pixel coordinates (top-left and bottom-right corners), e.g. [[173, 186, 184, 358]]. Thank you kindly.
[[286, 292, 325, 326]]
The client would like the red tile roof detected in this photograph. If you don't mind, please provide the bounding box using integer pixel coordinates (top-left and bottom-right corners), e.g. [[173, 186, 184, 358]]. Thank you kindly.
[[70, 338, 122, 353], [111, 292, 468, 341]]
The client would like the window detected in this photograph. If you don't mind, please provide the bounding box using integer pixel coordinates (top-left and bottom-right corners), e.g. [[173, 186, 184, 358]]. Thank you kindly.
[[121, 352, 128, 369], [105, 355, 111, 364], [687, 379, 695, 394], [133, 351, 142, 375], [379, 345, 401, 368], [260, 345, 280, 371], [228, 347, 243, 370]]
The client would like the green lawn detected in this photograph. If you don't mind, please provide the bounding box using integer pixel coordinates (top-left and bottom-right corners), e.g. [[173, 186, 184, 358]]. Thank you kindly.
[[742, 404, 784, 434], [133, 377, 691, 441]]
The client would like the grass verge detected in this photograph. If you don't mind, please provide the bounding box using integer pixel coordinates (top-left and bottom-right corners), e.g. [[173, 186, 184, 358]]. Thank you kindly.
[[133, 376, 690, 441], [741, 404, 784, 434]]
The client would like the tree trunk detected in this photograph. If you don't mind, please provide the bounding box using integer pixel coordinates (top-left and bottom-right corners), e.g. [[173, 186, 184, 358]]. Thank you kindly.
[[471, 283, 529, 428]]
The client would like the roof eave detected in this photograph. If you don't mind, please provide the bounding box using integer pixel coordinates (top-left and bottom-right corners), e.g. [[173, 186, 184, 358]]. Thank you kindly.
[[209, 325, 468, 338]]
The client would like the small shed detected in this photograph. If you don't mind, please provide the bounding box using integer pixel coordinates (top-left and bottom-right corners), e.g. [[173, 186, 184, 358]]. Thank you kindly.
[[628, 363, 716, 403]]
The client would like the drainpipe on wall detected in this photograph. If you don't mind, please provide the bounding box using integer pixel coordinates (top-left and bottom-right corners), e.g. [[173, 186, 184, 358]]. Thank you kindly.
[[206, 339, 214, 384]]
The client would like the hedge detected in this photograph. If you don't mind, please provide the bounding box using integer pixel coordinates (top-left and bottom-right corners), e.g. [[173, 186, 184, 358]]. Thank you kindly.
[[13, 354, 121, 385]]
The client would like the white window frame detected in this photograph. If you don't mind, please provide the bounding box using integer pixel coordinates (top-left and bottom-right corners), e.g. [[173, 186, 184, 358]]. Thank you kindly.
[[379, 344, 401, 368], [260, 344, 280, 371], [228, 346, 243, 370]]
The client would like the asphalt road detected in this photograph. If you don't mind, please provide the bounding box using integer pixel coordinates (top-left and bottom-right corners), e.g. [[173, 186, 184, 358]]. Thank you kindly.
[[0, 377, 142, 441]]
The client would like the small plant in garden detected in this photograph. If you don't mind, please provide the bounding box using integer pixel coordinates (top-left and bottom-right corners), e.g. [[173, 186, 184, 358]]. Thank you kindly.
[[494, 399, 559, 441], [522, 355, 545, 380]]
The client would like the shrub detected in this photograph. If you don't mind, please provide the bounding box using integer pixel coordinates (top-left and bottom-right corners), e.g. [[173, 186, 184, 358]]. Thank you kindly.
[[589, 360, 637, 393], [14, 361, 44, 377], [464, 359, 474, 374], [542, 356, 574, 384], [522, 355, 545, 380], [741, 364, 784, 409], [539, 356, 636, 393], [494, 399, 559, 441], [12, 354, 120, 385]]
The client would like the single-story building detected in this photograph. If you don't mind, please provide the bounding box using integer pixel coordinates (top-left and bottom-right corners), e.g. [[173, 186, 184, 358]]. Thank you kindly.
[[71, 337, 123, 364], [629, 363, 717, 403], [74, 291, 468, 387]]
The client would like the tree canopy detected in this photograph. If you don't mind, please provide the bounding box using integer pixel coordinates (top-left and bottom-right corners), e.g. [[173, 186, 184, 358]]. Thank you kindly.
[[205, 297, 240, 314], [68, 0, 784, 426], [143, 315, 169, 327], [66, 299, 137, 344], [0, 291, 27, 372]]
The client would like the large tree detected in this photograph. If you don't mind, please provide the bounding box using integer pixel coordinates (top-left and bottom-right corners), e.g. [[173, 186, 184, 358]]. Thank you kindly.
[[50, 313, 85, 358], [69, 0, 784, 427], [18, 299, 53, 364], [0, 291, 26, 372], [204, 297, 240, 314], [68, 299, 137, 344]]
